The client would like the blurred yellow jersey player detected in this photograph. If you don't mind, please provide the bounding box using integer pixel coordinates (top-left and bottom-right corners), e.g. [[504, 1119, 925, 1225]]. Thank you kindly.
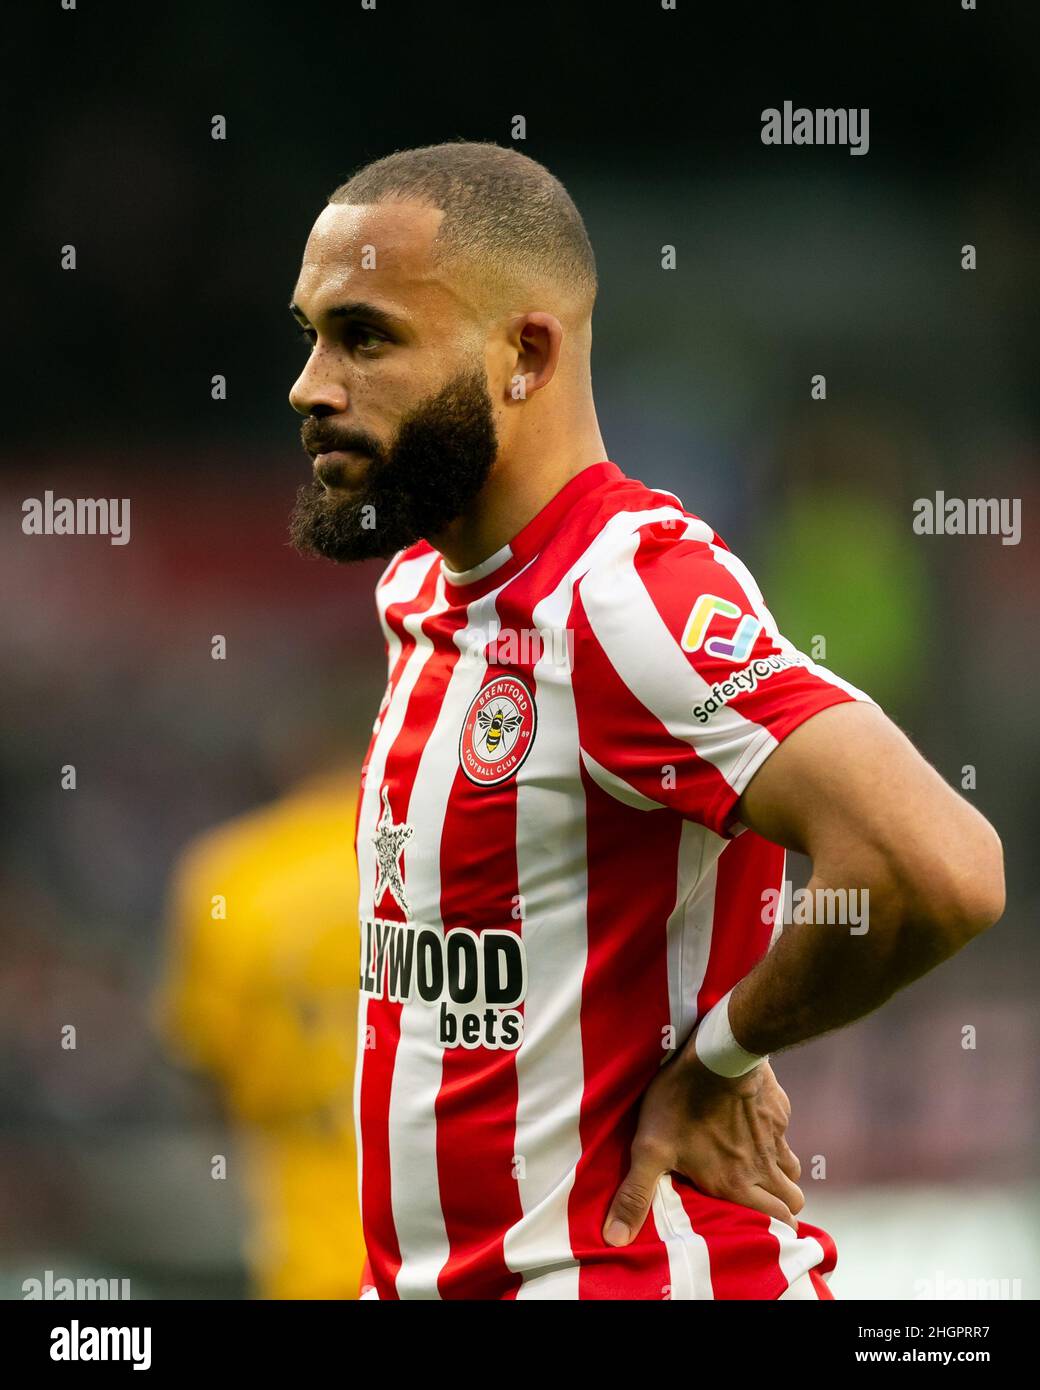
[[153, 768, 365, 1299]]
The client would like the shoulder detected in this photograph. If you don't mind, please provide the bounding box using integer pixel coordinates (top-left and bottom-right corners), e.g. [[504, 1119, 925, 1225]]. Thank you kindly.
[[575, 472, 729, 573], [573, 483, 751, 639]]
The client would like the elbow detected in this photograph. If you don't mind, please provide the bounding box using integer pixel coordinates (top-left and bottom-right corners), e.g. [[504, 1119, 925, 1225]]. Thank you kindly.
[[909, 819, 1006, 947], [953, 818, 1006, 938]]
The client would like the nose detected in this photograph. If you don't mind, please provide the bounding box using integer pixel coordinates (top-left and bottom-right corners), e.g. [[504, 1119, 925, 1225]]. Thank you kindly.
[[288, 349, 350, 417]]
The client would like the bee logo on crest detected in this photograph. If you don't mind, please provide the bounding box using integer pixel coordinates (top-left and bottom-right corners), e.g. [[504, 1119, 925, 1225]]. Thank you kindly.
[[459, 676, 536, 786]]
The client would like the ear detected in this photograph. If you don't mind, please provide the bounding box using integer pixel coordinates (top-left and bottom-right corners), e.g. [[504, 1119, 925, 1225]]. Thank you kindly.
[[507, 312, 563, 401]]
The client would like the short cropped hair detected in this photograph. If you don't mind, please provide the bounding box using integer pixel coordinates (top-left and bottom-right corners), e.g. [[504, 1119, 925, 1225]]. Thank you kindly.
[[328, 140, 597, 322]]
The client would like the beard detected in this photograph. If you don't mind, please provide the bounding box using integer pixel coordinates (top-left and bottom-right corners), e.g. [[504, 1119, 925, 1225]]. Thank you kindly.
[[289, 363, 499, 563]]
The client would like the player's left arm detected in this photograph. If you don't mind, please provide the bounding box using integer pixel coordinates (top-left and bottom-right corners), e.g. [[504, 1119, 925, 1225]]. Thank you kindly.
[[726, 698, 1005, 1054]]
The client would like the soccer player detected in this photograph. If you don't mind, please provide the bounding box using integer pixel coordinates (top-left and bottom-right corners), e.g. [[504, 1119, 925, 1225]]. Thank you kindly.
[[155, 768, 366, 1299], [286, 142, 1005, 1300]]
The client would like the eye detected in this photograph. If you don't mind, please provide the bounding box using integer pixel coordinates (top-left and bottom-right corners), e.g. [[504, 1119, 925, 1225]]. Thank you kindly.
[[349, 326, 387, 354], [295, 324, 386, 354]]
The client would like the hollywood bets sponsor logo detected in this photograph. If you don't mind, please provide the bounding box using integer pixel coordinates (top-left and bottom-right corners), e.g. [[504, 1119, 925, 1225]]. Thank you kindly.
[[459, 675, 536, 786], [359, 919, 526, 1050]]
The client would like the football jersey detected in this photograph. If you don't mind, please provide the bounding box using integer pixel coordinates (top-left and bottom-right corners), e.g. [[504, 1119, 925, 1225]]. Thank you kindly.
[[353, 460, 872, 1300]]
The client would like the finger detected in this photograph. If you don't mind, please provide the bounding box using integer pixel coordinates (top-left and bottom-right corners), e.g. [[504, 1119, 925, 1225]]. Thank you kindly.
[[775, 1135, 801, 1182], [758, 1165, 806, 1218], [603, 1150, 666, 1247], [745, 1110, 803, 1206], [741, 1184, 799, 1232]]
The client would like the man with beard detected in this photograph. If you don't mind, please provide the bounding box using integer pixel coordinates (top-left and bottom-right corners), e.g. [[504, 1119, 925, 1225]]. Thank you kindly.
[[286, 141, 1004, 1300]]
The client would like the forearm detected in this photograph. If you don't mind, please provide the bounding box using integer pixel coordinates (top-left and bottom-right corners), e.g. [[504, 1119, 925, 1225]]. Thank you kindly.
[[707, 701, 1006, 1063], [721, 871, 981, 1058]]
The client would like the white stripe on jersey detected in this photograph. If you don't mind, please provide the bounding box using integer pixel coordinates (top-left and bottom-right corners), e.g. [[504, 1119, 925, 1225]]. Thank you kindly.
[[665, 826, 724, 1050], [506, 567, 590, 1299], [580, 747, 668, 810], [510, 1264, 586, 1300], [770, 875, 789, 950], [768, 1214, 827, 1293], [778, 1270, 824, 1300], [652, 1174, 714, 1300], [578, 525, 779, 797]]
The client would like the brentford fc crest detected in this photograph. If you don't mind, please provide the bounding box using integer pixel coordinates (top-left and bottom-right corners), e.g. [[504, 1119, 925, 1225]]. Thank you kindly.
[[459, 675, 537, 786]]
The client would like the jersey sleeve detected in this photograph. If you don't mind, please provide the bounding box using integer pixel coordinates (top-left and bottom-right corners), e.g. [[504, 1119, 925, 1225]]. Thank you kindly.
[[571, 518, 877, 838]]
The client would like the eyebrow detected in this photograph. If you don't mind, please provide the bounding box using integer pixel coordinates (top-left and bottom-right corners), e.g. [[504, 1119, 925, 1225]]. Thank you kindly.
[[288, 299, 409, 337]]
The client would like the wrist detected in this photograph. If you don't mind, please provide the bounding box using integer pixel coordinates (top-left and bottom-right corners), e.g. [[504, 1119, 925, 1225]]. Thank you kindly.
[[690, 986, 768, 1079], [673, 1033, 763, 1106]]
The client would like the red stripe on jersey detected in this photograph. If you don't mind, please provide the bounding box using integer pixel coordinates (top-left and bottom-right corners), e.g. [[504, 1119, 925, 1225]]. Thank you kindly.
[[569, 588, 738, 822], [353, 757, 369, 864], [673, 1179, 784, 1299], [808, 1268, 835, 1299], [358, 986, 404, 1298], [695, 829, 784, 1018], [570, 763, 680, 1298]]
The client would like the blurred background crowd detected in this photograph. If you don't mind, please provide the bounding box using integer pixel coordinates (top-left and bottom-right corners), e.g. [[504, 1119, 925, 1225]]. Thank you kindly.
[[2, 1, 1038, 1298]]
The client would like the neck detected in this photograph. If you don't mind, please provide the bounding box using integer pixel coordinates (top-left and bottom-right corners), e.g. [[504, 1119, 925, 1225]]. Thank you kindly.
[[433, 410, 608, 574]]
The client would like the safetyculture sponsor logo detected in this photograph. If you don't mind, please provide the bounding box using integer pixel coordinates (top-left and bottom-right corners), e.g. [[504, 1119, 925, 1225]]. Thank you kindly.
[[681, 594, 762, 662], [692, 652, 806, 724]]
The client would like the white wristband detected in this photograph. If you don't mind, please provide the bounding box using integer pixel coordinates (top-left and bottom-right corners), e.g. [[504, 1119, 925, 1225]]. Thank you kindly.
[[692, 987, 767, 1077]]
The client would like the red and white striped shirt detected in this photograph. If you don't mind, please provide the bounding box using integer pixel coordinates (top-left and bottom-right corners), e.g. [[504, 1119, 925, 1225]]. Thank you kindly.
[[353, 460, 870, 1299]]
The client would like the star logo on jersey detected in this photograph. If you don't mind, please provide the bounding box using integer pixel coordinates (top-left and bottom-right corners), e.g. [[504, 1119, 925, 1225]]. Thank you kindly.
[[459, 675, 537, 786], [372, 785, 414, 918], [681, 594, 762, 663]]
